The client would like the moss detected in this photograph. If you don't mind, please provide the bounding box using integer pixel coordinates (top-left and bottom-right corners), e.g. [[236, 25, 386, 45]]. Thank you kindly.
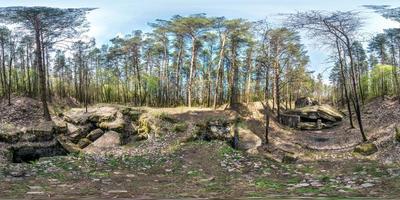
[[395, 127, 400, 143], [354, 143, 378, 156], [172, 122, 188, 132]]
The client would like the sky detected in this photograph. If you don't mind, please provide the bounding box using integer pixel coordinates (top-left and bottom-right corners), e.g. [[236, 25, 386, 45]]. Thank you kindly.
[[2, 0, 400, 83]]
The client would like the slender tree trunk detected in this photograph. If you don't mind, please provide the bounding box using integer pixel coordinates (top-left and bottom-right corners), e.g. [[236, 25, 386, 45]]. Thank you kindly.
[[336, 40, 354, 128], [34, 17, 51, 121], [213, 34, 226, 109], [7, 48, 13, 105], [188, 36, 197, 107], [230, 38, 239, 106], [345, 37, 366, 141], [264, 64, 270, 144]]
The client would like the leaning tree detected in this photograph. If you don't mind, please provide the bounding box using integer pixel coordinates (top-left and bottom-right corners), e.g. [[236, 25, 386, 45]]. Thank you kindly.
[[0, 6, 95, 120]]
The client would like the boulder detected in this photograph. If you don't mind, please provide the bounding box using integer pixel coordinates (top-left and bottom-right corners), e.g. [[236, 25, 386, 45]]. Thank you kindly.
[[0, 127, 23, 144], [295, 97, 318, 108], [98, 112, 125, 132], [24, 121, 56, 142], [0, 121, 58, 144], [237, 127, 262, 153], [289, 105, 343, 122], [66, 123, 94, 143], [63, 107, 119, 125], [63, 108, 91, 125], [396, 127, 400, 143], [86, 128, 104, 142], [85, 131, 121, 148], [57, 136, 82, 154], [354, 143, 378, 156]]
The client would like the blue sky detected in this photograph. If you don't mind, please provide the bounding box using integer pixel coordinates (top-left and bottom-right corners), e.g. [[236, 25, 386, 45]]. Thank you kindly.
[[2, 0, 400, 83]]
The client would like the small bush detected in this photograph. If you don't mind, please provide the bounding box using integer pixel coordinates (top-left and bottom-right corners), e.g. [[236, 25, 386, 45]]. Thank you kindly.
[[354, 143, 378, 156], [172, 122, 188, 132]]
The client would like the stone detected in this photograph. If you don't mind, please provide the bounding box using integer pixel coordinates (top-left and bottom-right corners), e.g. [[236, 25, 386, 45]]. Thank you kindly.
[[63, 107, 119, 125], [294, 183, 310, 188], [236, 127, 262, 152], [354, 143, 378, 156], [98, 112, 125, 132], [66, 123, 94, 143], [86, 128, 104, 141], [57, 136, 82, 154], [77, 138, 91, 149], [360, 183, 374, 188], [26, 121, 57, 142], [284, 104, 343, 130], [295, 97, 318, 108], [108, 190, 128, 194], [85, 131, 121, 148], [26, 191, 45, 195]]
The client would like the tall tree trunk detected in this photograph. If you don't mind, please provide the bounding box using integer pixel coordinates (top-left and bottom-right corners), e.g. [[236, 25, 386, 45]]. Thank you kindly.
[[230, 38, 239, 106], [344, 37, 367, 141], [336, 40, 354, 128], [188, 36, 197, 107], [34, 17, 51, 121], [213, 34, 226, 109]]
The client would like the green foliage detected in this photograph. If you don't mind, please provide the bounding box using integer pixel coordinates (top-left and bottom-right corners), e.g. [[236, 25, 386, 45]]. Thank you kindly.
[[255, 179, 284, 189], [368, 64, 396, 97], [354, 143, 378, 156], [172, 122, 188, 132]]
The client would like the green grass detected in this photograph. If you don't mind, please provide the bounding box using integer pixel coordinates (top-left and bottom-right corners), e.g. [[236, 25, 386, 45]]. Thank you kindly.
[[255, 179, 285, 190]]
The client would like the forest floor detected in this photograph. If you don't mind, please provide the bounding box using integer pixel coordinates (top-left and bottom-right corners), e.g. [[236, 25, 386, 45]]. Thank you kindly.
[[1, 97, 400, 199]]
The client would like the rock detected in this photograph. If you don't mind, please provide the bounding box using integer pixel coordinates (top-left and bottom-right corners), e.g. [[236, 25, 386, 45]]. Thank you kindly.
[[86, 129, 104, 142], [57, 136, 82, 154], [294, 182, 310, 188], [77, 138, 91, 149], [1, 121, 57, 144], [290, 105, 343, 122], [354, 143, 378, 156], [279, 114, 300, 128], [26, 121, 57, 141], [0, 127, 22, 143], [86, 131, 121, 148], [0, 148, 12, 163], [295, 97, 319, 108], [26, 191, 45, 195], [310, 181, 323, 187], [98, 112, 125, 132], [63, 107, 119, 125], [360, 183, 374, 188], [108, 190, 128, 194], [63, 108, 91, 125], [12, 140, 68, 163], [237, 127, 262, 152], [66, 123, 94, 143]]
